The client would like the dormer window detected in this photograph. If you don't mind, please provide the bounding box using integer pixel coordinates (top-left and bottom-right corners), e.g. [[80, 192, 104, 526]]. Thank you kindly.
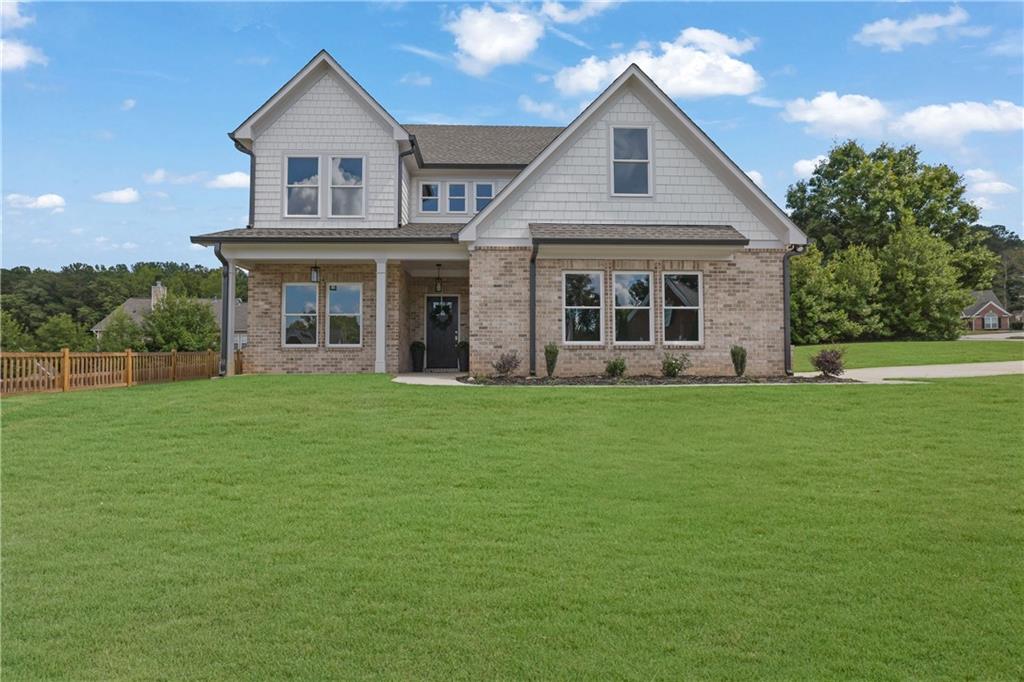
[[611, 127, 651, 196], [329, 156, 364, 217], [421, 182, 440, 213], [285, 157, 320, 216]]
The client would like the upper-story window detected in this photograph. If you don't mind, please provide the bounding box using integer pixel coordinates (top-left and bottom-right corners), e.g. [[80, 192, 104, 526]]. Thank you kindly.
[[421, 182, 440, 213], [611, 127, 650, 196], [474, 182, 493, 212], [447, 183, 466, 213], [330, 157, 364, 217], [286, 157, 320, 217]]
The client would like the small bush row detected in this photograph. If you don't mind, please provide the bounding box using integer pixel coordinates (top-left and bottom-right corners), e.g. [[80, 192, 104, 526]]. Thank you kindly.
[[493, 345, 760, 378]]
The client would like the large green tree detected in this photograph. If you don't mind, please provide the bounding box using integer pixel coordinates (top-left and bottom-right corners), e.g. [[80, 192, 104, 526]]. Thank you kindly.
[[97, 308, 147, 352], [34, 313, 94, 351], [787, 140, 998, 289], [975, 224, 1024, 312], [1, 309, 36, 351], [142, 296, 219, 351]]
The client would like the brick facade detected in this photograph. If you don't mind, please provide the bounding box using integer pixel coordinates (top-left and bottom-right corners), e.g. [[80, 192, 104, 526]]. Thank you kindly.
[[964, 302, 1010, 331], [468, 247, 532, 375]]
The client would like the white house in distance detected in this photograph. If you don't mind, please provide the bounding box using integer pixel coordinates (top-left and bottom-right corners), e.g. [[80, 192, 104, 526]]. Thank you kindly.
[[192, 51, 807, 376]]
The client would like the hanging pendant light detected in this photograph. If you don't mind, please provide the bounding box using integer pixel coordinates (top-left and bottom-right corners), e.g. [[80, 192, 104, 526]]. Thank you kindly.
[[310, 263, 320, 283], [434, 263, 443, 293]]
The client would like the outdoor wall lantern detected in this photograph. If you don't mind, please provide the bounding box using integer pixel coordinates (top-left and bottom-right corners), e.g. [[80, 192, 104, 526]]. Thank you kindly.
[[434, 263, 443, 293], [310, 264, 320, 283]]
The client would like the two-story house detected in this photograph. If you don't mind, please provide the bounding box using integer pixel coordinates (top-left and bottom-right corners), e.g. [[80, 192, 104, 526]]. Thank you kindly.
[[192, 50, 807, 377]]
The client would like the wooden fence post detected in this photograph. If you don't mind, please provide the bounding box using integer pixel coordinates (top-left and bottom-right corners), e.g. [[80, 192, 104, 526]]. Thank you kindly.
[[208, 349, 215, 377], [61, 347, 71, 392], [125, 349, 133, 387], [171, 349, 177, 381]]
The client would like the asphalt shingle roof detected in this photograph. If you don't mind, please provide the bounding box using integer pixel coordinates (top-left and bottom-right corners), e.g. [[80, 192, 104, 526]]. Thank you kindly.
[[403, 124, 563, 167], [529, 223, 749, 244], [962, 289, 1008, 317], [191, 223, 461, 244]]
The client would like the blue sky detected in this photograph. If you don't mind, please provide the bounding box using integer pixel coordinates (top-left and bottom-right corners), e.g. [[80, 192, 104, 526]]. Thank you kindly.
[[3, 1, 1022, 269]]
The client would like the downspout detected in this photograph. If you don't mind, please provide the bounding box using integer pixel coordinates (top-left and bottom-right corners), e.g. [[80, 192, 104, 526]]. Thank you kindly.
[[782, 244, 806, 376], [228, 134, 255, 228], [214, 242, 231, 377], [397, 140, 416, 227], [529, 241, 539, 376]]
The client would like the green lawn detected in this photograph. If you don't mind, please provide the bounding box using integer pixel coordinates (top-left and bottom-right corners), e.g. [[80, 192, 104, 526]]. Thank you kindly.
[[3, 376, 1022, 679], [793, 339, 1024, 372]]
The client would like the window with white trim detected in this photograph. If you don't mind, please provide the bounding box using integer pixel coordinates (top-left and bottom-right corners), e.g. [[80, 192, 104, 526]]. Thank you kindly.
[[329, 156, 364, 217], [613, 272, 652, 343], [447, 182, 466, 213], [663, 272, 702, 344], [420, 182, 440, 212], [611, 127, 650, 195], [563, 272, 602, 343], [285, 157, 320, 216], [474, 182, 494, 212], [327, 283, 362, 346], [282, 283, 318, 346], [984, 313, 999, 330]]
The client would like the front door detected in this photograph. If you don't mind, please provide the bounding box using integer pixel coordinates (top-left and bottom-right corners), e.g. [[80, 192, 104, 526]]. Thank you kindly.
[[425, 296, 459, 369]]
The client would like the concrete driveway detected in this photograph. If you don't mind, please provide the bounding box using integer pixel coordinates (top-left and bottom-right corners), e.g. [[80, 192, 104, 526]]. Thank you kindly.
[[798, 360, 1024, 383], [959, 332, 1024, 341]]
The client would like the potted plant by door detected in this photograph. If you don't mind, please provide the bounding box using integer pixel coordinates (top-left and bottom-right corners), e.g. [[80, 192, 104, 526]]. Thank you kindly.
[[456, 340, 470, 372], [410, 340, 425, 372]]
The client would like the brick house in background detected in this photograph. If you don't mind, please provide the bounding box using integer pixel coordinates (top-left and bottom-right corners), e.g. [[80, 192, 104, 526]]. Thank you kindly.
[[192, 51, 808, 377], [962, 290, 1011, 331]]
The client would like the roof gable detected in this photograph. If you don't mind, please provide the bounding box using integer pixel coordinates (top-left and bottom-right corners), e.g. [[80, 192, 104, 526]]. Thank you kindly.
[[963, 290, 1010, 317], [459, 64, 806, 245], [232, 50, 408, 145]]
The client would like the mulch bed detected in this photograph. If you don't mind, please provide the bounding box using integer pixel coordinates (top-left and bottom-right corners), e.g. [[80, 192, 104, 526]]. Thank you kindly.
[[458, 374, 855, 386]]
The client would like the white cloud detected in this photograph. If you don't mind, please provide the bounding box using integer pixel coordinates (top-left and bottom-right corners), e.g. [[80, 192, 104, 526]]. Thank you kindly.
[[745, 170, 765, 188], [6, 193, 66, 213], [964, 169, 1016, 195], [395, 44, 449, 63], [144, 169, 167, 184], [120, 98, 136, 111], [548, 26, 590, 49], [143, 168, 205, 185], [988, 31, 1023, 57], [518, 94, 570, 121], [782, 91, 889, 136], [1, 38, 47, 70], [206, 172, 249, 189], [445, 4, 545, 76], [748, 95, 783, 108], [399, 71, 432, 86], [541, 1, 617, 24], [793, 155, 827, 178], [93, 187, 140, 204], [553, 27, 762, 98], [1, 1, 35, 29], [891, 100, 1024, 143], [854, 7, 988, 52]]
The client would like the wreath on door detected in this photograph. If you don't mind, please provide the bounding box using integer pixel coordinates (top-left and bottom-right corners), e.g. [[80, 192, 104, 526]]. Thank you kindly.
[[430, 302, 454, 330]]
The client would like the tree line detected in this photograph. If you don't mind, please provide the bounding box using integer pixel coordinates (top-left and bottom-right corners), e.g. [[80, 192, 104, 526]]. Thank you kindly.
[[0, 262, 246, 352], [788, 140, 1022, 344]]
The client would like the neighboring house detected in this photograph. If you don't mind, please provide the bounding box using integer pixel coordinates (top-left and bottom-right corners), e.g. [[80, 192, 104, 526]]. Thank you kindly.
[[962, 290, 1011, 331], [192, 51, 807, 376], [91, 282, 249, 349]]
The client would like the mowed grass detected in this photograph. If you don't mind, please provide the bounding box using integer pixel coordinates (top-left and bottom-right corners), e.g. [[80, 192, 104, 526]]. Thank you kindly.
[[3, 375, 1023, 680], [793, 339, 1024, 372]]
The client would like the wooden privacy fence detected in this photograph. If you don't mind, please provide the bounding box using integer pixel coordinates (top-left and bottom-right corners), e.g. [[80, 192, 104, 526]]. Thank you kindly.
[[1, 348, 223, 396]]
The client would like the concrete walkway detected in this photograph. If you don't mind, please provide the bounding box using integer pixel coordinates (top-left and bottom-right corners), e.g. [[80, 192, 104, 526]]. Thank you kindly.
[[959, 332, 1024, 341], [393, 372, 467, 386], [797, 360, 1024, 383]]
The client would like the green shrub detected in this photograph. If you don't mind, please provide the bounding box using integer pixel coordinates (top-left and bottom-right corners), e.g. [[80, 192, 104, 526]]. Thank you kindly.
[[730, 345, 747, 377], [543, 342, 559, 377], [492, 351, 520, 377], [661, 352, 691, 378], [605, 357, 626, 378], [810, 347, 845, 376]]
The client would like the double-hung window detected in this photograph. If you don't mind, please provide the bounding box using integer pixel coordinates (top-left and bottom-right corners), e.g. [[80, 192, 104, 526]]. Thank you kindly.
[[282, 283, 318, 346], [611, 127, 650, 195], [563, 272, 603, 343], [984, 313, 999, 330], [613, 272, 652, 343], [474, 182, 494, 212], [327, 283, 362, 346], [329, 156, 364, 217], [285, 157, 320, 216], [663, 272, 702, 344], [421, 182, 440, 213], [447, 183, 466, 213]]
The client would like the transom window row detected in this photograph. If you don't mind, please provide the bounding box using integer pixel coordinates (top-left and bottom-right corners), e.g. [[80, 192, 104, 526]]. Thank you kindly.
[[563, 271, 702, 345], [420, 181, 494, 214], [282, 282, 363, 347]]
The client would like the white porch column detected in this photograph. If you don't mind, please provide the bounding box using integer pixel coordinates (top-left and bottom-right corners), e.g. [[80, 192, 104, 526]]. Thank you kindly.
[[225, 262, 237, 376], [375, 258, 387, 373]]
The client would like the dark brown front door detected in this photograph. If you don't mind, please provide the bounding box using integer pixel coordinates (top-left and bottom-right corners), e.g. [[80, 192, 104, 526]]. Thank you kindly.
[[425, 296, 459, 369]]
